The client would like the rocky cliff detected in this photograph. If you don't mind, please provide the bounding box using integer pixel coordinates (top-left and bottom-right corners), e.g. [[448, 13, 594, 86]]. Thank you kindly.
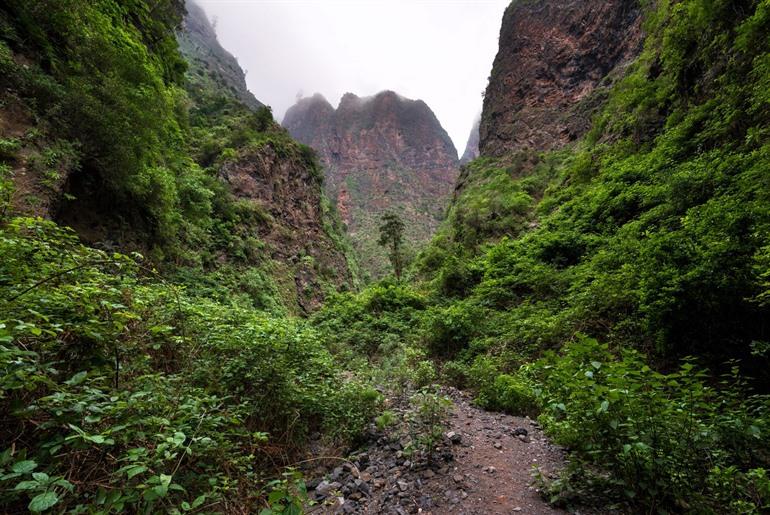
[[0, 0, 355, 313], [177, 0, 262, 110], [177, 1, 356, 311], [480, 0, 643, 157], [283, 91, 459, 278], [459, 116, 480, 165]]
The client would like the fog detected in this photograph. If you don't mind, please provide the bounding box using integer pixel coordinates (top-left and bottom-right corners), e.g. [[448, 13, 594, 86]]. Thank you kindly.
[[195, 0, 509, 152]]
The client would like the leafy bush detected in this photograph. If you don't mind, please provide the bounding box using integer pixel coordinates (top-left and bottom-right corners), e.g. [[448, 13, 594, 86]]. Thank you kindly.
[[312, 281, 426, 358], [478, 373, 538, 417], [441, 360, 469, 388], [531, 337, 770, 512], [421, 301, 483, 357], [406, 388, 452, 459], [0, 217, 379, 511], [0, 138, 21, 160]]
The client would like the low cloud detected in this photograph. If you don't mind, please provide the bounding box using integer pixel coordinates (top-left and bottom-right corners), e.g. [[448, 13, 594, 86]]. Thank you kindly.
[[196, 0, 508, 150]]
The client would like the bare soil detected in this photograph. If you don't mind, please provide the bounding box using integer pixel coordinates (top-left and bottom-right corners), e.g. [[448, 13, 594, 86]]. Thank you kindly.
[[308, 388, 569, 515]]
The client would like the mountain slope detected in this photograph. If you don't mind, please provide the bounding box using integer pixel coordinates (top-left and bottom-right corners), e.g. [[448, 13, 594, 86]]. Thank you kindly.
[[0, 0, 357, 313], [0, 2, 376, 513], [408, 0, 770, 509], [178, 0, 262, 110], [175, 1, 358, 312], [284, 91, 459, 278]]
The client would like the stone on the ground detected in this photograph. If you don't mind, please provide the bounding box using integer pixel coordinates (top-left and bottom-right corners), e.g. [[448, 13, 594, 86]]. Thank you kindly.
[[446, 431, 462, 444]]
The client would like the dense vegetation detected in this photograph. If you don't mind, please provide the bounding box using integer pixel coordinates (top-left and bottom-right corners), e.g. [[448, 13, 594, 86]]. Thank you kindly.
[[1, 0, 769, 513], [0, 218, 378, 512], [0, 1, 368, 512], [317, 0, 770, 511]]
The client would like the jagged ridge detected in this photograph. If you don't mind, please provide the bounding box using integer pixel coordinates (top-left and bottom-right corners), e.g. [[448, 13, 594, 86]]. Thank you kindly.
[[284, 90, 459, 278]]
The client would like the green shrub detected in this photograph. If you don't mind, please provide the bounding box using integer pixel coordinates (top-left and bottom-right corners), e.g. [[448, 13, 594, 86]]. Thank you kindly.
[[312, 281, 426, 358], [413, 360, 437, 388], [375, 410, 397, 431], [406, 388, 452, 458], [421, 301, 482, 357], [481, 374, 539, 417], [531, 336, 770, 512], [441, 360, 469, 388], [436, 255, 482, 298], [0, 138, 21, 160]]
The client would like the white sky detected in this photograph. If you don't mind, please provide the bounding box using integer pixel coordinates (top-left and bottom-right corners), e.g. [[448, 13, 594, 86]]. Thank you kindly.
[[196, 0, 509, 153]]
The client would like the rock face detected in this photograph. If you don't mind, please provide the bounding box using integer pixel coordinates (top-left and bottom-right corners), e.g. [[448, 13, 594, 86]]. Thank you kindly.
[[219, 146, 354, 312], [480, 0, 643, 157], [283, 91, 459, 278], [179, 1, 354, 311], [178, 0, 263, 110], [459, 116, 480, 165]]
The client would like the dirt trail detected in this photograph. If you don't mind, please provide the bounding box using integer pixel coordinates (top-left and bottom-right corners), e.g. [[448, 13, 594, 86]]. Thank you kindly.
[[438, 390, 564, 514], [308, 389, 567, 514]]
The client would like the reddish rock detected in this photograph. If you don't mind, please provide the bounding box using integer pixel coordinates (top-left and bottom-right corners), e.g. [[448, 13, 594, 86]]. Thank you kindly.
[[284, 91, 459, 277], [220, 144, 354, 312], [480, 0, 644, 156]]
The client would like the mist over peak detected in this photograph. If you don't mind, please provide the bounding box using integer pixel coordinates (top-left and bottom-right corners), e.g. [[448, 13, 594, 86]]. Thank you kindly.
[[196, 0, 509, 150]]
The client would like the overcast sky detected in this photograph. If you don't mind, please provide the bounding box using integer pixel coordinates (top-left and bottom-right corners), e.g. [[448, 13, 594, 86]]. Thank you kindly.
[[196, 0, 509, 153]]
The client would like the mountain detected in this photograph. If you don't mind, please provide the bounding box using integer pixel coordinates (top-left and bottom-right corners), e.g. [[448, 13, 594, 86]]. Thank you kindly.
[[410, 1, 770, 509], [283, 90, 459, 278], [174, 1, 358, 311], [0, 0, 356, 313], [479, 0, 643, 156], [177, 0, 262, 110], [459, 116, 480, 165]]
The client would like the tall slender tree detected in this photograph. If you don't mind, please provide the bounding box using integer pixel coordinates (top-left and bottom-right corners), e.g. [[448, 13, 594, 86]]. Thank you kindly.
[[378, 212, 405, 281]]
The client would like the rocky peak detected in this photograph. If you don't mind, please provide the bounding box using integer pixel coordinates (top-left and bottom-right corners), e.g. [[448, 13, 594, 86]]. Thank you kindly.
[[460, 116, 480, 165], [283, 90, 459, 278], [480, 0, 643, 157], [282, 93, 336, 160]]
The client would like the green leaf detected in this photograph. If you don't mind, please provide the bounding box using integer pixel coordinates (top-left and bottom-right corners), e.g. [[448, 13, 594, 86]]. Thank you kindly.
[[172, 432, 186, 446], [591, 361, 602, 369], [64, 371, 87, 386], [29, 491, 58, 512], [12, 460, 37, 474], [53, 479, 74, 492], [14, 480, 40, 491], [32, 472, 49, 483], [191, 494, 206, 508], [125, 465, 146, 479]]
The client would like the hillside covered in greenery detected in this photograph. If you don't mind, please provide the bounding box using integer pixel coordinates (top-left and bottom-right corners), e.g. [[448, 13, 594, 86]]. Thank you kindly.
[[0, 0, 769, 513], [317, 0, 770, 512], [0, 1, 370, 512]]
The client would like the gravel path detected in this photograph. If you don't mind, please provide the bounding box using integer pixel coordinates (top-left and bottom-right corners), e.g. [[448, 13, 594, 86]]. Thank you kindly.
[[306, 388, 568, 514]]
